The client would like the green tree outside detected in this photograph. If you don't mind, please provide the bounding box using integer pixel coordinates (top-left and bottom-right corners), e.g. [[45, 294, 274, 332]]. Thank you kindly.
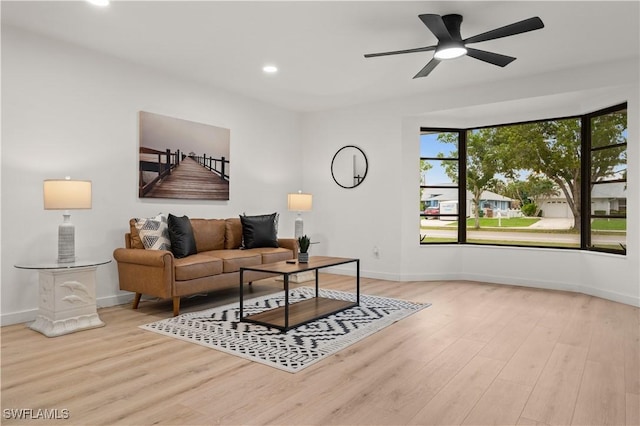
[[435, 110, 626, 233]]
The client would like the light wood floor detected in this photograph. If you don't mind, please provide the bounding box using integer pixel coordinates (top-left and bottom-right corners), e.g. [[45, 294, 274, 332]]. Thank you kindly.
[[2, 276, 639, 425]]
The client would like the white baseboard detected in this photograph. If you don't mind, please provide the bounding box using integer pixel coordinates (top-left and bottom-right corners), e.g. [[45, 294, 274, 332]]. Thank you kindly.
[[322, 265, 402, 282], [325, 267, 640, 308], [578, 284, 640, 307], [3, 272, 636, 327], [0, 308, 39, 327], [0, 293, 134, 327]]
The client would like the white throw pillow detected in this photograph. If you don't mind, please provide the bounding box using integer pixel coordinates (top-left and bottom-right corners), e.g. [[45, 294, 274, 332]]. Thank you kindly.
[[134, 214, 171, 251]]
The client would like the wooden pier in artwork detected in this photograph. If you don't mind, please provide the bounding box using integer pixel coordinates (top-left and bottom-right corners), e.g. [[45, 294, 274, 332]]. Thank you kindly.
[[139, 147, 230, 200]]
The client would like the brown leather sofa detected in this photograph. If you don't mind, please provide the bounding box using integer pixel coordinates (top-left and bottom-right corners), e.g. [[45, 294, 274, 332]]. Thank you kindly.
[[113, 217, 296, 316]]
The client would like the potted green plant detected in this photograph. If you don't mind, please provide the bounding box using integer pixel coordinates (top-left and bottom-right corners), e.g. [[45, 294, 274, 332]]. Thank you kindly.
[[297, 235, 311, 263]]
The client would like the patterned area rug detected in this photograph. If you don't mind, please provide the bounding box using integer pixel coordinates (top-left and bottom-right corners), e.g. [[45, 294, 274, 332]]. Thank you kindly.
[[140, 287, 430, 373]]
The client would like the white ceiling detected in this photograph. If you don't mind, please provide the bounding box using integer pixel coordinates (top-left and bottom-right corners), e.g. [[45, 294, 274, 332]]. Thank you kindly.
[[2, 1, 639, 112]]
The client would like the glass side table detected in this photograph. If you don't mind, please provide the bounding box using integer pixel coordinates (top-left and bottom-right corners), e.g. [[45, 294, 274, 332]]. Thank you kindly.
[[14, 259, 111, 337]]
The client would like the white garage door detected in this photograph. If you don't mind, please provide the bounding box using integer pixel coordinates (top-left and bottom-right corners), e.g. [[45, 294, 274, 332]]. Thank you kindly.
[[543, 201, 569, 218]]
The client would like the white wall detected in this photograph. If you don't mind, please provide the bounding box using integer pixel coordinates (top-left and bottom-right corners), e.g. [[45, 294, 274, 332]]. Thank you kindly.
[[302, 58, 640, 307], [2, 26, 638, 329], [1, 27, 303, 325], [302, 105, 404, 280]]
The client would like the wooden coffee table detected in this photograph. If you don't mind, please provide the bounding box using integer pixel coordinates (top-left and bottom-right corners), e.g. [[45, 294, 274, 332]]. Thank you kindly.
[[239, 256, 359, 331]]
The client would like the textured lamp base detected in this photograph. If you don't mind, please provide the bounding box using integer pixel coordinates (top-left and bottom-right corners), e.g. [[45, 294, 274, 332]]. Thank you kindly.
[[58, 214, 75, 263], [294, 215, 304, 239]]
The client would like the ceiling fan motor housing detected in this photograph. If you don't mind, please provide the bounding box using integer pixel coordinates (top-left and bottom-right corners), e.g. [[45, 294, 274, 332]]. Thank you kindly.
[[435, 14, 467, 59]]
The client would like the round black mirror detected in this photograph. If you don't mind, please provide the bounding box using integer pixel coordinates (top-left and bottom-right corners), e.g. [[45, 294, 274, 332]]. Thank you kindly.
[[331, 145, 368, 189]]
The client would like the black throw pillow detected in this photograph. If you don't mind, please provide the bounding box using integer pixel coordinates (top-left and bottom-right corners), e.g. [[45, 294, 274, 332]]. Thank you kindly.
[[167, 214, 197, 258], [240, 213, 279, 249]]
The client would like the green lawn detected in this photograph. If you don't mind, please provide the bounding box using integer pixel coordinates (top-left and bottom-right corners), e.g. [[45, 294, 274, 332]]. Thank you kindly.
[[420, 237, 579, 247], [422, 216, 626, 235], [443, 218, 540, 228], [591, 218, 626, 231]]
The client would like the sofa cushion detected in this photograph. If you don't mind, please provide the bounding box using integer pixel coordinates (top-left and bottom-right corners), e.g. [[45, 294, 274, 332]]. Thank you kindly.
[[191, 219, 225, 252], [240, 213, 279, 249], [174, 254, 223, 281], [224, 218, 243, 249], [201, 250, 262, 273], [168, 214, 197, 259], [243, 247, 294, 264], [133, 214, 171, 251]]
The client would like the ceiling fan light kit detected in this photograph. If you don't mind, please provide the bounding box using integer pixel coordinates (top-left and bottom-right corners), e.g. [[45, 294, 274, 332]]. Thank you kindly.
[[364, 13, 544, 78], [434, 43, 467, 60]]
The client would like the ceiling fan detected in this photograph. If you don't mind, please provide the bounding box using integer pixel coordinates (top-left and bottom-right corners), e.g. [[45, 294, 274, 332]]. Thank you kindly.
[[364, 14, 544, 78]]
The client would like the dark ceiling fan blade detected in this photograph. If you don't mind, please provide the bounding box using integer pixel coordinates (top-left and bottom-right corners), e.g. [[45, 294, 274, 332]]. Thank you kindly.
[[466, 48, 516, 67], [364, 45, 437, 58], [413, 58, 441, 78], [419, 14, 452, 42], [463, 16, 544, 44], [441, 14, 464, 41]]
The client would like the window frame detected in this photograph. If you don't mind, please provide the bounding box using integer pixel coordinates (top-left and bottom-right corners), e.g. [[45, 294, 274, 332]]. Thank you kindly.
[[419, 128, 465, 244], [583, 103, 628, 254], [420, 102, 627, 255]]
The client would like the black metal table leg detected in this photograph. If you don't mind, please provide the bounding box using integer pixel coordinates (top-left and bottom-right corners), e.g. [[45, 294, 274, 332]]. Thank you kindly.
[[356, 259, 360, 305], [284, 273, 289, 330], [239, 268, 244, 319]]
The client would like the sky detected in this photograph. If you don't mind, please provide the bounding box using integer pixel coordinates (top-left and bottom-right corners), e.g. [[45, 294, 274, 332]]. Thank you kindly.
[[139, 111, 230, 159], [420, 131, 457, 185]]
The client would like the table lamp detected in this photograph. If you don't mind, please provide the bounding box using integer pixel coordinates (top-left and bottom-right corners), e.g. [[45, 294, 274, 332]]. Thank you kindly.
[[287, 191, 312, 238], [43, 177, 92, 263]]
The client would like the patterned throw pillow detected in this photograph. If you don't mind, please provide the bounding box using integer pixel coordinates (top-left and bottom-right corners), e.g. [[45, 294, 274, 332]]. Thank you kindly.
[[134, 214, 171, 251]]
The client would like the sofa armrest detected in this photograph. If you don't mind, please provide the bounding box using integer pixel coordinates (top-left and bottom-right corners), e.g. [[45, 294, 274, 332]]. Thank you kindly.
[[113, 248, 175, 299], [277, 238, 298, 259], [113, 247, 173, 266]]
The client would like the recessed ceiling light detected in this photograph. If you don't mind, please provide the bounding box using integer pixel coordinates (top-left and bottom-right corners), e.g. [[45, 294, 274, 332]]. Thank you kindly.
[[87, 0, 109, 6], [262, 65, 278, 74]]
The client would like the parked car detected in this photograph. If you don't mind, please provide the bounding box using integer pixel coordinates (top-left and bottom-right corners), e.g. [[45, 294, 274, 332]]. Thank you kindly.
[[424, 207, 439, 218]]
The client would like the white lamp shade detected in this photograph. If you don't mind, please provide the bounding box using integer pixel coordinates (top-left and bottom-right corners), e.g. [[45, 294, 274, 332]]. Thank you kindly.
[[287, 193, 312, 211], [43, 179, 92, 210]]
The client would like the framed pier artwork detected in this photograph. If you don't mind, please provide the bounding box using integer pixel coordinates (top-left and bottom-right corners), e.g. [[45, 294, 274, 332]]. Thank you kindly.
[[138, 111, 230, 200]]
